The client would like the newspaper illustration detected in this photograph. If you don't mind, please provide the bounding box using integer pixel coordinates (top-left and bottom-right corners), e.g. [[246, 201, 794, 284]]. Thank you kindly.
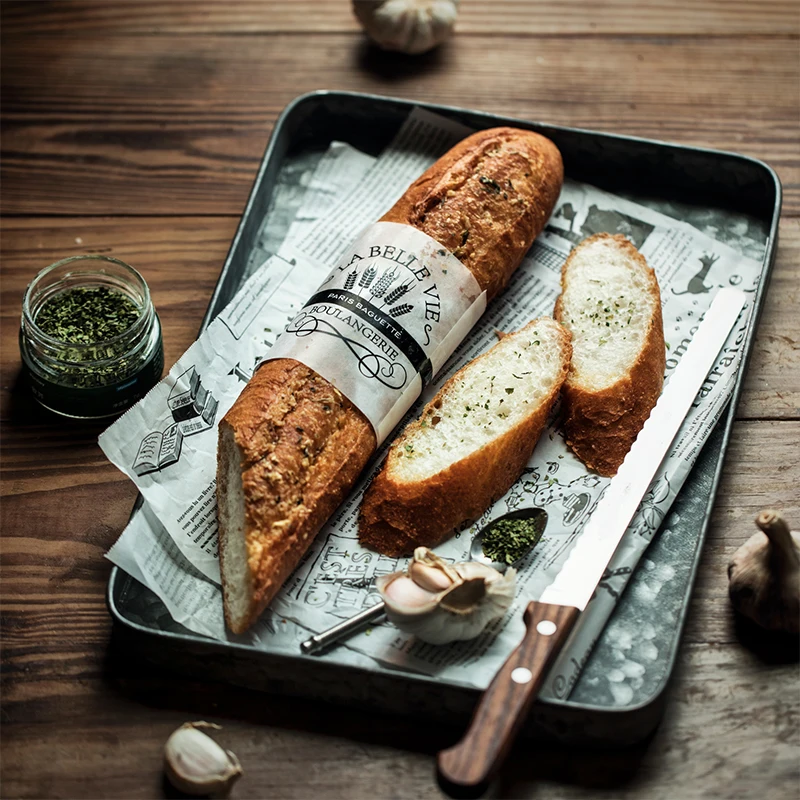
[[132, 367, 218, 477], [101, 107, 765, 698]]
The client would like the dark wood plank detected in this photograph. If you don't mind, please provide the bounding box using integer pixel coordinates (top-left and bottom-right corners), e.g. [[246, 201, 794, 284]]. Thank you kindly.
[[736, 217, 800, 420], [2, 34, 797, 215], [2, 0, 798, 36], [4, 637, 793, 800]]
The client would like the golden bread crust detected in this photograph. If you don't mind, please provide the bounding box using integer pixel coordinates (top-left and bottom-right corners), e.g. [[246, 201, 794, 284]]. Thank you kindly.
[[218, 127, 564, 631], [218, 360, 375, 633], [381, 127, 564, 301], [554, 233, 666, 477]]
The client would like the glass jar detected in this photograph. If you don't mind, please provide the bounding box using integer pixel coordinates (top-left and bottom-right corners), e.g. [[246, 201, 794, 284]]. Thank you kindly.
[[19, 255, 164, 419]]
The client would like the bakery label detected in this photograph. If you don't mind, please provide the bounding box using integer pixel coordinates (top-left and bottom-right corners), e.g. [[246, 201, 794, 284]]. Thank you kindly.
[[263, 221, 487, 443]]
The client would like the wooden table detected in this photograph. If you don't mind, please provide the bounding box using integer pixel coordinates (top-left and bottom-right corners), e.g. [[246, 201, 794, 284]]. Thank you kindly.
[[2, 3, 798, 798]]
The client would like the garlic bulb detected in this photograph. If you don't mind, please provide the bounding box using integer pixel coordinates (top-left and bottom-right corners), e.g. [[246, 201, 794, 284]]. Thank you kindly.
[[164, 721, 242, 797], [376, 547, 516, 644], [353, 0, 459, 55], [728, 510, 800, 634]]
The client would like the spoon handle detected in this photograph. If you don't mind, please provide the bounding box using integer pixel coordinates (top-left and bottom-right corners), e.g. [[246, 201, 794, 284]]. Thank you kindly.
[[300, 602, 386, 655], [437, 600, 579, 796]]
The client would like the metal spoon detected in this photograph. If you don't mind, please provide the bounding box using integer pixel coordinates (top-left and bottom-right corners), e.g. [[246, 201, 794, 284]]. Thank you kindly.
[[300, 507, 548, 655], [468, 507, 548, 573]]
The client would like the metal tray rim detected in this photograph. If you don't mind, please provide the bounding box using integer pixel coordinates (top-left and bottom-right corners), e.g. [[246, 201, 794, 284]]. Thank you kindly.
[[305, 89, 783, 200], [107, 88, 782, 725]]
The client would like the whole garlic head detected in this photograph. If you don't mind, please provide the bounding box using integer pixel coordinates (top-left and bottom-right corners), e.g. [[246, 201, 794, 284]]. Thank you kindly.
[[164, 722, 242, 798], [376, 547, 516, 644], [353, 0, 459, 55], [728, 510, 800, 634]]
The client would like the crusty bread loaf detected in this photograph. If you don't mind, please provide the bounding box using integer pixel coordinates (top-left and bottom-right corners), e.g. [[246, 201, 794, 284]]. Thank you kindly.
[[553, 233, 665, 477], [217, 127, 563, 634], [358, 318, 572, 557], [217, 362, 375, 634]]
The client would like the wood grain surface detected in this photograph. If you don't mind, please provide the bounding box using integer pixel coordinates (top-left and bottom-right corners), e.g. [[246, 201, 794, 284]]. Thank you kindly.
[[2, 1, 798, 35], [3, 34, 797, 215], [1, 2, 798, 799]]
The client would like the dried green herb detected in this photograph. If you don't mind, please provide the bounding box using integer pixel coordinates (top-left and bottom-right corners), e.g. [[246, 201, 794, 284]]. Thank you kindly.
[[478, 175, 503, 194], [32, 286, 147, 388], [36, 286, 140, 345], [481, 516, 545, 566]]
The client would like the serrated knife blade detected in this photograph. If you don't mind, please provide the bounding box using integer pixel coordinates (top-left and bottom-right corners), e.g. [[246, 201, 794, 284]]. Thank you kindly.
[[540, 285, 747, 611], [437, 287, 747, 795]]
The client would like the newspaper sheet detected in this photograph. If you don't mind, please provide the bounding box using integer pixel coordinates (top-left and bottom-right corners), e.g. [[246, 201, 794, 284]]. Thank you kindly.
[[101, 108, 764, 695]]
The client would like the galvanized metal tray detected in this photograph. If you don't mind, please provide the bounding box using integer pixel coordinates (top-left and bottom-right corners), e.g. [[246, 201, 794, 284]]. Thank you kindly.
[[107, 90, 781, 746]]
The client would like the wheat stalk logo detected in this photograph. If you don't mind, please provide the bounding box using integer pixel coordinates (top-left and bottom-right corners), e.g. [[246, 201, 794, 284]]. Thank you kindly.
[[383, 283, 411, 306], [369, 268, 397, 299], [388, 303, 413, 318], [361, 268, 416, 318], [358, 266, 377, 289], [343, 269, 358, 291]]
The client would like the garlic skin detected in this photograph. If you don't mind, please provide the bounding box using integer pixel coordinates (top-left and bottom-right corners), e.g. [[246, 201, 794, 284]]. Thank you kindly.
[[377, 547, 516, 644], [164, 722, 243, 798], [728, 510, 800, 634], [353, 0, 459, 55]]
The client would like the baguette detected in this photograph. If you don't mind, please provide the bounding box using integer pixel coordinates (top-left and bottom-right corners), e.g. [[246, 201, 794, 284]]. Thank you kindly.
[[358, 318, 572, 557], [553, 233, 665, 476], [217, 127, 564, 634]]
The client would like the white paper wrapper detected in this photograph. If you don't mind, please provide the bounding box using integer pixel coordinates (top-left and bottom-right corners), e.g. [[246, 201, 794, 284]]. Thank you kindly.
[[264, 221, 486, 443]]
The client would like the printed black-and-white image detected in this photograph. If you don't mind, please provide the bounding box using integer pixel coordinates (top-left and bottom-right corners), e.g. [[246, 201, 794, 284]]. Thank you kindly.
[[132, 366, 219, 476], [228, 355, 263, 386], [671, 251, 720, 296], [632, 474, 672, 535], [547, 202, 655, 249], [503, 462, 604, 529], [597, 565, 634, 600]]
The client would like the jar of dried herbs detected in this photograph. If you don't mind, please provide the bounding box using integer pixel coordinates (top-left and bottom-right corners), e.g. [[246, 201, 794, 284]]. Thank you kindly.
[[19, 255, 163, 419]]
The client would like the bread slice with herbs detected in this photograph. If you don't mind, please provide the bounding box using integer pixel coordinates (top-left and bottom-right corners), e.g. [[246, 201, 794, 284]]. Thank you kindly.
[[554, 233, 665, 476], [358, 317, 572, 557]]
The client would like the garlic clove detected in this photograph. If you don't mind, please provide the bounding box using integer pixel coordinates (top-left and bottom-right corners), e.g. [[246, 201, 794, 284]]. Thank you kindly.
[[353, 0, 459, 55], [408, 556, 456, 592], [164, 721, 242, 798], [439, 576, 487, 614], [453, 560, 505, 583], [378, 572, 441, 612], [376, 547, 516, 644]]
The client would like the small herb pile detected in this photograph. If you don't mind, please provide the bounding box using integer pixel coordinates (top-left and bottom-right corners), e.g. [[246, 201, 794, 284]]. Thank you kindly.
[[481, 515, 545, 566], [36, 286, 140, 345], [33, 286, 145, 387]]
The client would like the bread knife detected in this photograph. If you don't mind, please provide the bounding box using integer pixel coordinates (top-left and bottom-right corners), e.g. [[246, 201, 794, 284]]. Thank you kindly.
[[437, 287, 747, 796]]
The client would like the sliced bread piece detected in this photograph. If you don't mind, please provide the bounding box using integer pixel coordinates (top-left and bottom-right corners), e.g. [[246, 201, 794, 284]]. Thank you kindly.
[[554, 233, 665, 476], [358, 317, 572, 557]]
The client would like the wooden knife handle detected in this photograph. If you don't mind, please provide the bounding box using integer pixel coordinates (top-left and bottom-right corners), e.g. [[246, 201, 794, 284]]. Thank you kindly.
[[437, 601, 580, 797]]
